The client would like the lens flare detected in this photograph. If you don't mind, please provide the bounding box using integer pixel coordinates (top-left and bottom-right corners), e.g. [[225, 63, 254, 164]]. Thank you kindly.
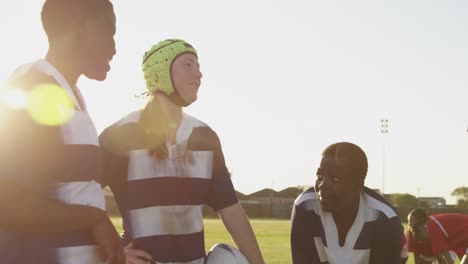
[[0, 88, 28, 109], [27, 83, 75, 126]]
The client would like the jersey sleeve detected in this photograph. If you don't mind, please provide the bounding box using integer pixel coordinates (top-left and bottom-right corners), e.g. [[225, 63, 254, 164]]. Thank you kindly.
[[187, 127, 238, 211], [427, 218, 449, 255], [290, 202, 323, 264], [291, 204, 312, 264], [0, 73, 64, 194], [369, 216, 404, 264]]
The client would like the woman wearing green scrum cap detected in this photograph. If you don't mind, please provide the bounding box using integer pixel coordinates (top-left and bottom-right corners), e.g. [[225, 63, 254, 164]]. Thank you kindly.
[[99, 39, 264, 264]]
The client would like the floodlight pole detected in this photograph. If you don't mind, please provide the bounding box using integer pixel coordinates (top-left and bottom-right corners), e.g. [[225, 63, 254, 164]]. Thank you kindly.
[[380, 119, 389, 195]]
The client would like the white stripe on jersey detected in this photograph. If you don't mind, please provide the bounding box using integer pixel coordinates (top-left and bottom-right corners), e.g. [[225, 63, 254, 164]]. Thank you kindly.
[[57, 245, 103, 264], [175, 113, 205, 143], [320, 194, 371, 264], [128, 205, 204, 238], [33, 60, 83, 111], [60, 110, 99, 145], [128, 150, 214, 181], [115, 111, 206, 142], [32, 60, 99, 146], [364, 192, 397, 219], [429, 216, 449, 238], [55, 181, 105, 210], [294, 191, 317, 206], [324, 247, 371, 264], [314, 237, 328, 262]]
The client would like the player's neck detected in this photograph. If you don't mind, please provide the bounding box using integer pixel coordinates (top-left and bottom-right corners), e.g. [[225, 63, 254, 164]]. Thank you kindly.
[[45, 46, 80, 87], [154, 95, 182, 145], [332, 193, 360, 245], [154, 94, 183, 126], [333, 207, 358, 228]]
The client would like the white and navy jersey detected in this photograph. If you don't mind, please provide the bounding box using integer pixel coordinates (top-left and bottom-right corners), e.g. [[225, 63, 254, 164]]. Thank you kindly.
[[291, 187, 404, 264], [0, 60, 105, 264], [100, 111, 238, 263]]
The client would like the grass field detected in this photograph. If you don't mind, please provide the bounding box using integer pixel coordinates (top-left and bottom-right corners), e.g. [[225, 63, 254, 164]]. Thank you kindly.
[[111, 217, 461, 264]]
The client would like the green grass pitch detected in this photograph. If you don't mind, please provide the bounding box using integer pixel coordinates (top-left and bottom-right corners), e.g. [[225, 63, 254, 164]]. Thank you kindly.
[[111, 217, 461, 264]]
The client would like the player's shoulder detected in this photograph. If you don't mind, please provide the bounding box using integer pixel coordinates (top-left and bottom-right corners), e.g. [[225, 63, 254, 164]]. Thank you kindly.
[[428, 213, 468, 233], [102, 110, 143, 137], [432, 213, 468, 222], [115, 110, 142, 126], [99, 110, 146, 155], [5, 63, 58, 91], [183, 113, 208, 130], [362, 187, 399, 219], [294, 187, 320, 210], [184, 114, 222, 151]]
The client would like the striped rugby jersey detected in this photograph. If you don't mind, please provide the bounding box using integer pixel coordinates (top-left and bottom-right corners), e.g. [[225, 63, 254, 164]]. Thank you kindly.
[[0, 60, 105, 264], [100, 110, 238, 263], [291, 187, 404, 264]]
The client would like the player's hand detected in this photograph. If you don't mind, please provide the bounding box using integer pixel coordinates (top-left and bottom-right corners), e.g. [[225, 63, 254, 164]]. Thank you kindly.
[[92, 215, 125, 264], [124, 242, 154, 264]]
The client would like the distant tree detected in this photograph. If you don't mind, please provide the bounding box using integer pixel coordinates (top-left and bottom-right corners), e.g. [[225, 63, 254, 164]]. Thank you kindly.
[[388, 193, 418, 208], [278, 187, 303, 198], [451, 186, 468, 209], [456, 200, 468, 209], [296, 185, 311, 191], [451, 186, 468, 200]]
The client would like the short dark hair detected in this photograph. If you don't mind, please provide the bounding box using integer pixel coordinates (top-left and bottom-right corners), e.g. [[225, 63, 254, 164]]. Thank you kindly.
[[408, 208, 428, 240], [41, 0, 114, 41], [408, 208, 427, 226], [322, 142, 368, 182]]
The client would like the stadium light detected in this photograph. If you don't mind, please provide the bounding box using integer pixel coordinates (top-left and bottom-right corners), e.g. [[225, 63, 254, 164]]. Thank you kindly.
[[380, 119, 389, 194]]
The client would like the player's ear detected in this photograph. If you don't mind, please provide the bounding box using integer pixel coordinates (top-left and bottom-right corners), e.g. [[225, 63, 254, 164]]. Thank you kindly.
[[357, 177, 364, 190], [353, 176, 365, 192]]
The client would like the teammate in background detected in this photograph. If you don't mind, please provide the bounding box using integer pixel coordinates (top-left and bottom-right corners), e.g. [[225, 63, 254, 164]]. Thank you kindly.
[[0, 0, 123, 263], [291, 142, 404, 264], [408, 208, 468, 264], [100, 39, 264, 264]]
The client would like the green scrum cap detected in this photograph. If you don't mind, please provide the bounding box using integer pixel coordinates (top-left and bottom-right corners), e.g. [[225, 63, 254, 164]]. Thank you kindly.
[[142, 39, 197, 99]]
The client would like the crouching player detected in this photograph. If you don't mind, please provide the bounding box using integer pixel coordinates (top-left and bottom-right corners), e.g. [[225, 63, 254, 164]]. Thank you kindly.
[[291, 142, 404, 264], [408, 208, 468, 264]]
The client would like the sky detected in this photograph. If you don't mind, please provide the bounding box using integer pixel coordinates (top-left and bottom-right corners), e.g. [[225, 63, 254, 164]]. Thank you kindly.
[[0, 0, 467, 204]]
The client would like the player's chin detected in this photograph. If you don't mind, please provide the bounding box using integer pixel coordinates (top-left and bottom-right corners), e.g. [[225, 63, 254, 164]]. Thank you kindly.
[[84, 71, 108, 81], [83, 61, 111, 81], [189, 96, 198, 105], [319, 200, 334, 212], [183, 95, 198, 106]]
